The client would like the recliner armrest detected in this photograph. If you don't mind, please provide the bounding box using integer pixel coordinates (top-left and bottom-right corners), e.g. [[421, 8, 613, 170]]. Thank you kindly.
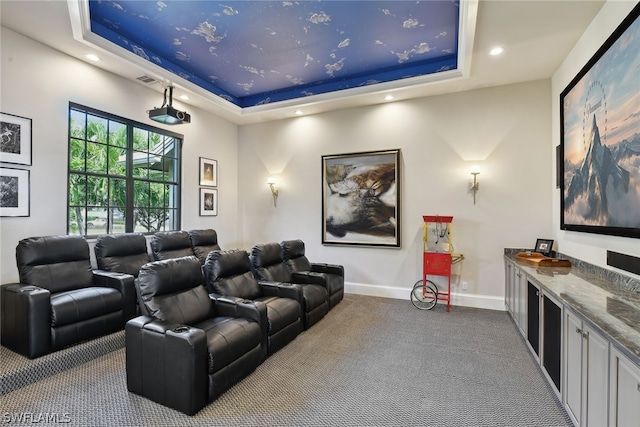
[[258, 280, 303, 301], [92, 270, 137, 320], [0, 283, 52, 358], [125, 316, 208, 415], [311, 263, 344, 277], [212, 295, 267, 325], [291, 271, 327, 287]]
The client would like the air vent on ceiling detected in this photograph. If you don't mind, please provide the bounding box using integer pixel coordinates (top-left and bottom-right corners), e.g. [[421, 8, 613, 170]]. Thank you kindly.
[[136, 75, 158, 85]]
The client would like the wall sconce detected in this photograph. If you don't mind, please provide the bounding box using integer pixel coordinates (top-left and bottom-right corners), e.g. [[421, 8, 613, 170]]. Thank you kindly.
[[267, 177, 279, 207], [470, 167, 480, 205]]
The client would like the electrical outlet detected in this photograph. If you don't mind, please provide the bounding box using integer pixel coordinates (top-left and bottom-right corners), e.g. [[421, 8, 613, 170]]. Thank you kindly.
[[462, 281, 469, 290]]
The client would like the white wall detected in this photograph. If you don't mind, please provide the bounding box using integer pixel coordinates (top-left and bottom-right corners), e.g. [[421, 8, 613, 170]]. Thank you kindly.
[[551, 0, 640, 279], [0, 28, 240, 283], [238, 79, 553, 309]]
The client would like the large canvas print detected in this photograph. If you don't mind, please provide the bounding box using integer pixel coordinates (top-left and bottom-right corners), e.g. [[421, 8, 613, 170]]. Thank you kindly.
[[560, 4, 640, 238], [322, 149, 400, 247]]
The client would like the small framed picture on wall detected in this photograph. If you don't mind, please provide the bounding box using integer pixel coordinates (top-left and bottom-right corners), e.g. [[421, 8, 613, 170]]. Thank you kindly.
[[0, 112, 32, 166], [0, 167, 30, 217], [199, 157, 217, 187], [200, 188, 218, 216]]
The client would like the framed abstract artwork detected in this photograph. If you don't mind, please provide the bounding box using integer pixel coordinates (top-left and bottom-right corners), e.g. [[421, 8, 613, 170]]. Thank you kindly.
[[322, 149, 400, 247], [0, 112, 32, 166], [560, 4, 640, 238], [0, 167, 30, 217]]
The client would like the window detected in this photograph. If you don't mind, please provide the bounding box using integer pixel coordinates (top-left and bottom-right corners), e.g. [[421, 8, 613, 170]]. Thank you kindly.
[[68, 103, 182, 236]]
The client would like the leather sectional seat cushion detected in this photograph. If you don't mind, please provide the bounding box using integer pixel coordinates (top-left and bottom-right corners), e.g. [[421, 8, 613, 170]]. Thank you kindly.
[[50, 287, 123, 326]]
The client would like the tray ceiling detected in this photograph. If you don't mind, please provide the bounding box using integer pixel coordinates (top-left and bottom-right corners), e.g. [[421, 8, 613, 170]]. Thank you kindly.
[[84, 1, 463, 109]]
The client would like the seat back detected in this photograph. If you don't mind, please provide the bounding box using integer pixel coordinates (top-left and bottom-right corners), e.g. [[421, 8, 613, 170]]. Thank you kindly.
[[94, 233, 150, 277], [136, 256, 213, 325], [16, 235, 93, 293], [203, 249, 262, 300], [280, 240, 312, 272], [188, 229, 221, 264], [150, 230, 194, 261], [249, 242, 292, 283]]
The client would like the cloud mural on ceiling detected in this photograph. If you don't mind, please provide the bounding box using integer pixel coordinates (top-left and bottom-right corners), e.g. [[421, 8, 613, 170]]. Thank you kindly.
[[89, 0, 459, 107]]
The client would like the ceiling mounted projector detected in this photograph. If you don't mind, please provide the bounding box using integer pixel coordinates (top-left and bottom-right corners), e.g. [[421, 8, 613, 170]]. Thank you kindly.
[[148, 86, 191, 125]]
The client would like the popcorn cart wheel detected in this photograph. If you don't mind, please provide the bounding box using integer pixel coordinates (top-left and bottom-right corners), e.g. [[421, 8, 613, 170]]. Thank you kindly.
[[410, 279, 438, 310]]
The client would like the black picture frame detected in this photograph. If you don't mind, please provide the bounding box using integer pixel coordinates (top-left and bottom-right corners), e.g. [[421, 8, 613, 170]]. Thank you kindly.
[[0, 167, 30, 217], [560, 4, 640, 239], [199, 188, 218, 216], [199, 157, 217, 187], [0, 112, 32, 166], [535, 239, 554, 256], [321, 149, 400, 247]]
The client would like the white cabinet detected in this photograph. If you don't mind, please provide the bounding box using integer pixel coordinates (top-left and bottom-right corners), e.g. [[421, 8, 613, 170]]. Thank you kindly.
[[505, 261, 514, 315], [564, 309, 609, 426], [609, 346, 640, 427], [504, 260, 526, 336]]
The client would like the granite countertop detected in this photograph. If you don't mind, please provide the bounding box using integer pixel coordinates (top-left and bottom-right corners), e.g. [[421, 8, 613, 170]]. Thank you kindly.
[[504, 253, 640, 367]]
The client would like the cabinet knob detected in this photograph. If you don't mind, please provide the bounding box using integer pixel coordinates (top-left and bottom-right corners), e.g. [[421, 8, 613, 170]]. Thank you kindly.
[[582, 331, 589, 340], [576, 327, 583, 334], [637, 384, 640, 392]]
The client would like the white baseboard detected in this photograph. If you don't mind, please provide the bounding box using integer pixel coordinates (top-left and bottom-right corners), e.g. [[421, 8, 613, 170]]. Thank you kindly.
[[344, 282, 506, 311]]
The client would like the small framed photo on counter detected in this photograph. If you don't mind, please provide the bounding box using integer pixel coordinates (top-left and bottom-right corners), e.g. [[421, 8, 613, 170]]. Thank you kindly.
[[534, 239, 554, 256]]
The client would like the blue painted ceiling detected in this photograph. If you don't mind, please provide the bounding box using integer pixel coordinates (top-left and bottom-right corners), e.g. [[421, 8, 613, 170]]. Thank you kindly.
[[88, 1, 460, 108]]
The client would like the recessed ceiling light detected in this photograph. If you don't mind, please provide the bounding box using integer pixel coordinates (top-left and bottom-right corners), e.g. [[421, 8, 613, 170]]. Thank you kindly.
[[179, 94, 189, 101], [85, 54, 101, 62], [294, 110, 304, 116], [489, 46, 504, 56], [384, 95, 394, 101]]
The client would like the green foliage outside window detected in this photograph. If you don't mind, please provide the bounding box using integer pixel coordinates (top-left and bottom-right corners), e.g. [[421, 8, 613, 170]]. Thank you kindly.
[[67, 104, 181, 236]]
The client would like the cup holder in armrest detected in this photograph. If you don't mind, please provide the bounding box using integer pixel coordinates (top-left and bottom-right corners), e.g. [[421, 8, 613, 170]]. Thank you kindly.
[[240, 300, 254, 304], [172, 325, 190, 333], [19, 286, 40, 294], [281, 283, 292, 286]]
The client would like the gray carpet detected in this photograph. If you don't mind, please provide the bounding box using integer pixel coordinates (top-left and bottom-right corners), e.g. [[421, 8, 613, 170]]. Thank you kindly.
[[0, 294, 572, 426]]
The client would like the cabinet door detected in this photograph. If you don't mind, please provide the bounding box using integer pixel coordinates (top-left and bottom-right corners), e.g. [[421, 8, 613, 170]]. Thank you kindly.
[[527, 281, 540, 356], [505, 262, 513, 314], [543, 295, 562, 393], [564, 310, 583, 426], [610, 347, 640, 427], [517, 269, 527, 335], [584, 324, 608, 427]]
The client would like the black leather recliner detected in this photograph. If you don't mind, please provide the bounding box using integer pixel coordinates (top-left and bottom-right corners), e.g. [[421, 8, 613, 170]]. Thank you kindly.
[[188, 229, 221, 264], [150, 230, 194, 261], [250, 242, 329, 330], [1, 235, 136, 358], [126, 255, 264, 415], [203, 249, 303, 359], [280, 239, 345, 309], [94, 233, 151, 278]]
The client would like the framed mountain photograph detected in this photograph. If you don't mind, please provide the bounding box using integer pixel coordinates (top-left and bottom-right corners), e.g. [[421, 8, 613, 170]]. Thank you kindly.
[[560, 4, 640, 238]]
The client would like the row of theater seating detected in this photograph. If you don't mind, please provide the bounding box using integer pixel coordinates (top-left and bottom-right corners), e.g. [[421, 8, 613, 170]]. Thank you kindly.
[[0, 229, 221, 359], [1, 230, 344, 415]]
